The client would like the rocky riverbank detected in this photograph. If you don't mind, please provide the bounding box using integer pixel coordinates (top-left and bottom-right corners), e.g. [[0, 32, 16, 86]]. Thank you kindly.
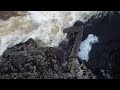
[[0, 11, 120, 79], [0, 21, 96, 79]]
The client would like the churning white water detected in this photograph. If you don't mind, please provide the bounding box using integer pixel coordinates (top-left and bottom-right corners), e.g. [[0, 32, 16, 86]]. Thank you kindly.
[[0, 11, 103, 56], [78, 34, 99, 61]]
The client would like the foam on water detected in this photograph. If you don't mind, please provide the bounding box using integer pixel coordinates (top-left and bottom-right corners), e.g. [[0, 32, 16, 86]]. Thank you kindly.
[[78, 34, 98, 61], [0, 11, 103, 56]]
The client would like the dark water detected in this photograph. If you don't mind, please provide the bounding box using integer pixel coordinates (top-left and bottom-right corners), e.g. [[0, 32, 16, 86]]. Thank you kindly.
[[0, 11, 20, 20], [83, 11, 120, 79]]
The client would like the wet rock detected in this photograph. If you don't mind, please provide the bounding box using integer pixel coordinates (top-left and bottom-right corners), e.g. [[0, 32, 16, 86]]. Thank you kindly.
[[11, 54, 29, 70], [62, 21, 84, 60], [82, 11, 120, 79], [70, 25, 84, 58], [68, 58, 97, 79], [0, 37, 96, 79]]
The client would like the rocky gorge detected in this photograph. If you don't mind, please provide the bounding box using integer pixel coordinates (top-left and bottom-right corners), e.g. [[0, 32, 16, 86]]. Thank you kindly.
[[0, 11, 120, 79]]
